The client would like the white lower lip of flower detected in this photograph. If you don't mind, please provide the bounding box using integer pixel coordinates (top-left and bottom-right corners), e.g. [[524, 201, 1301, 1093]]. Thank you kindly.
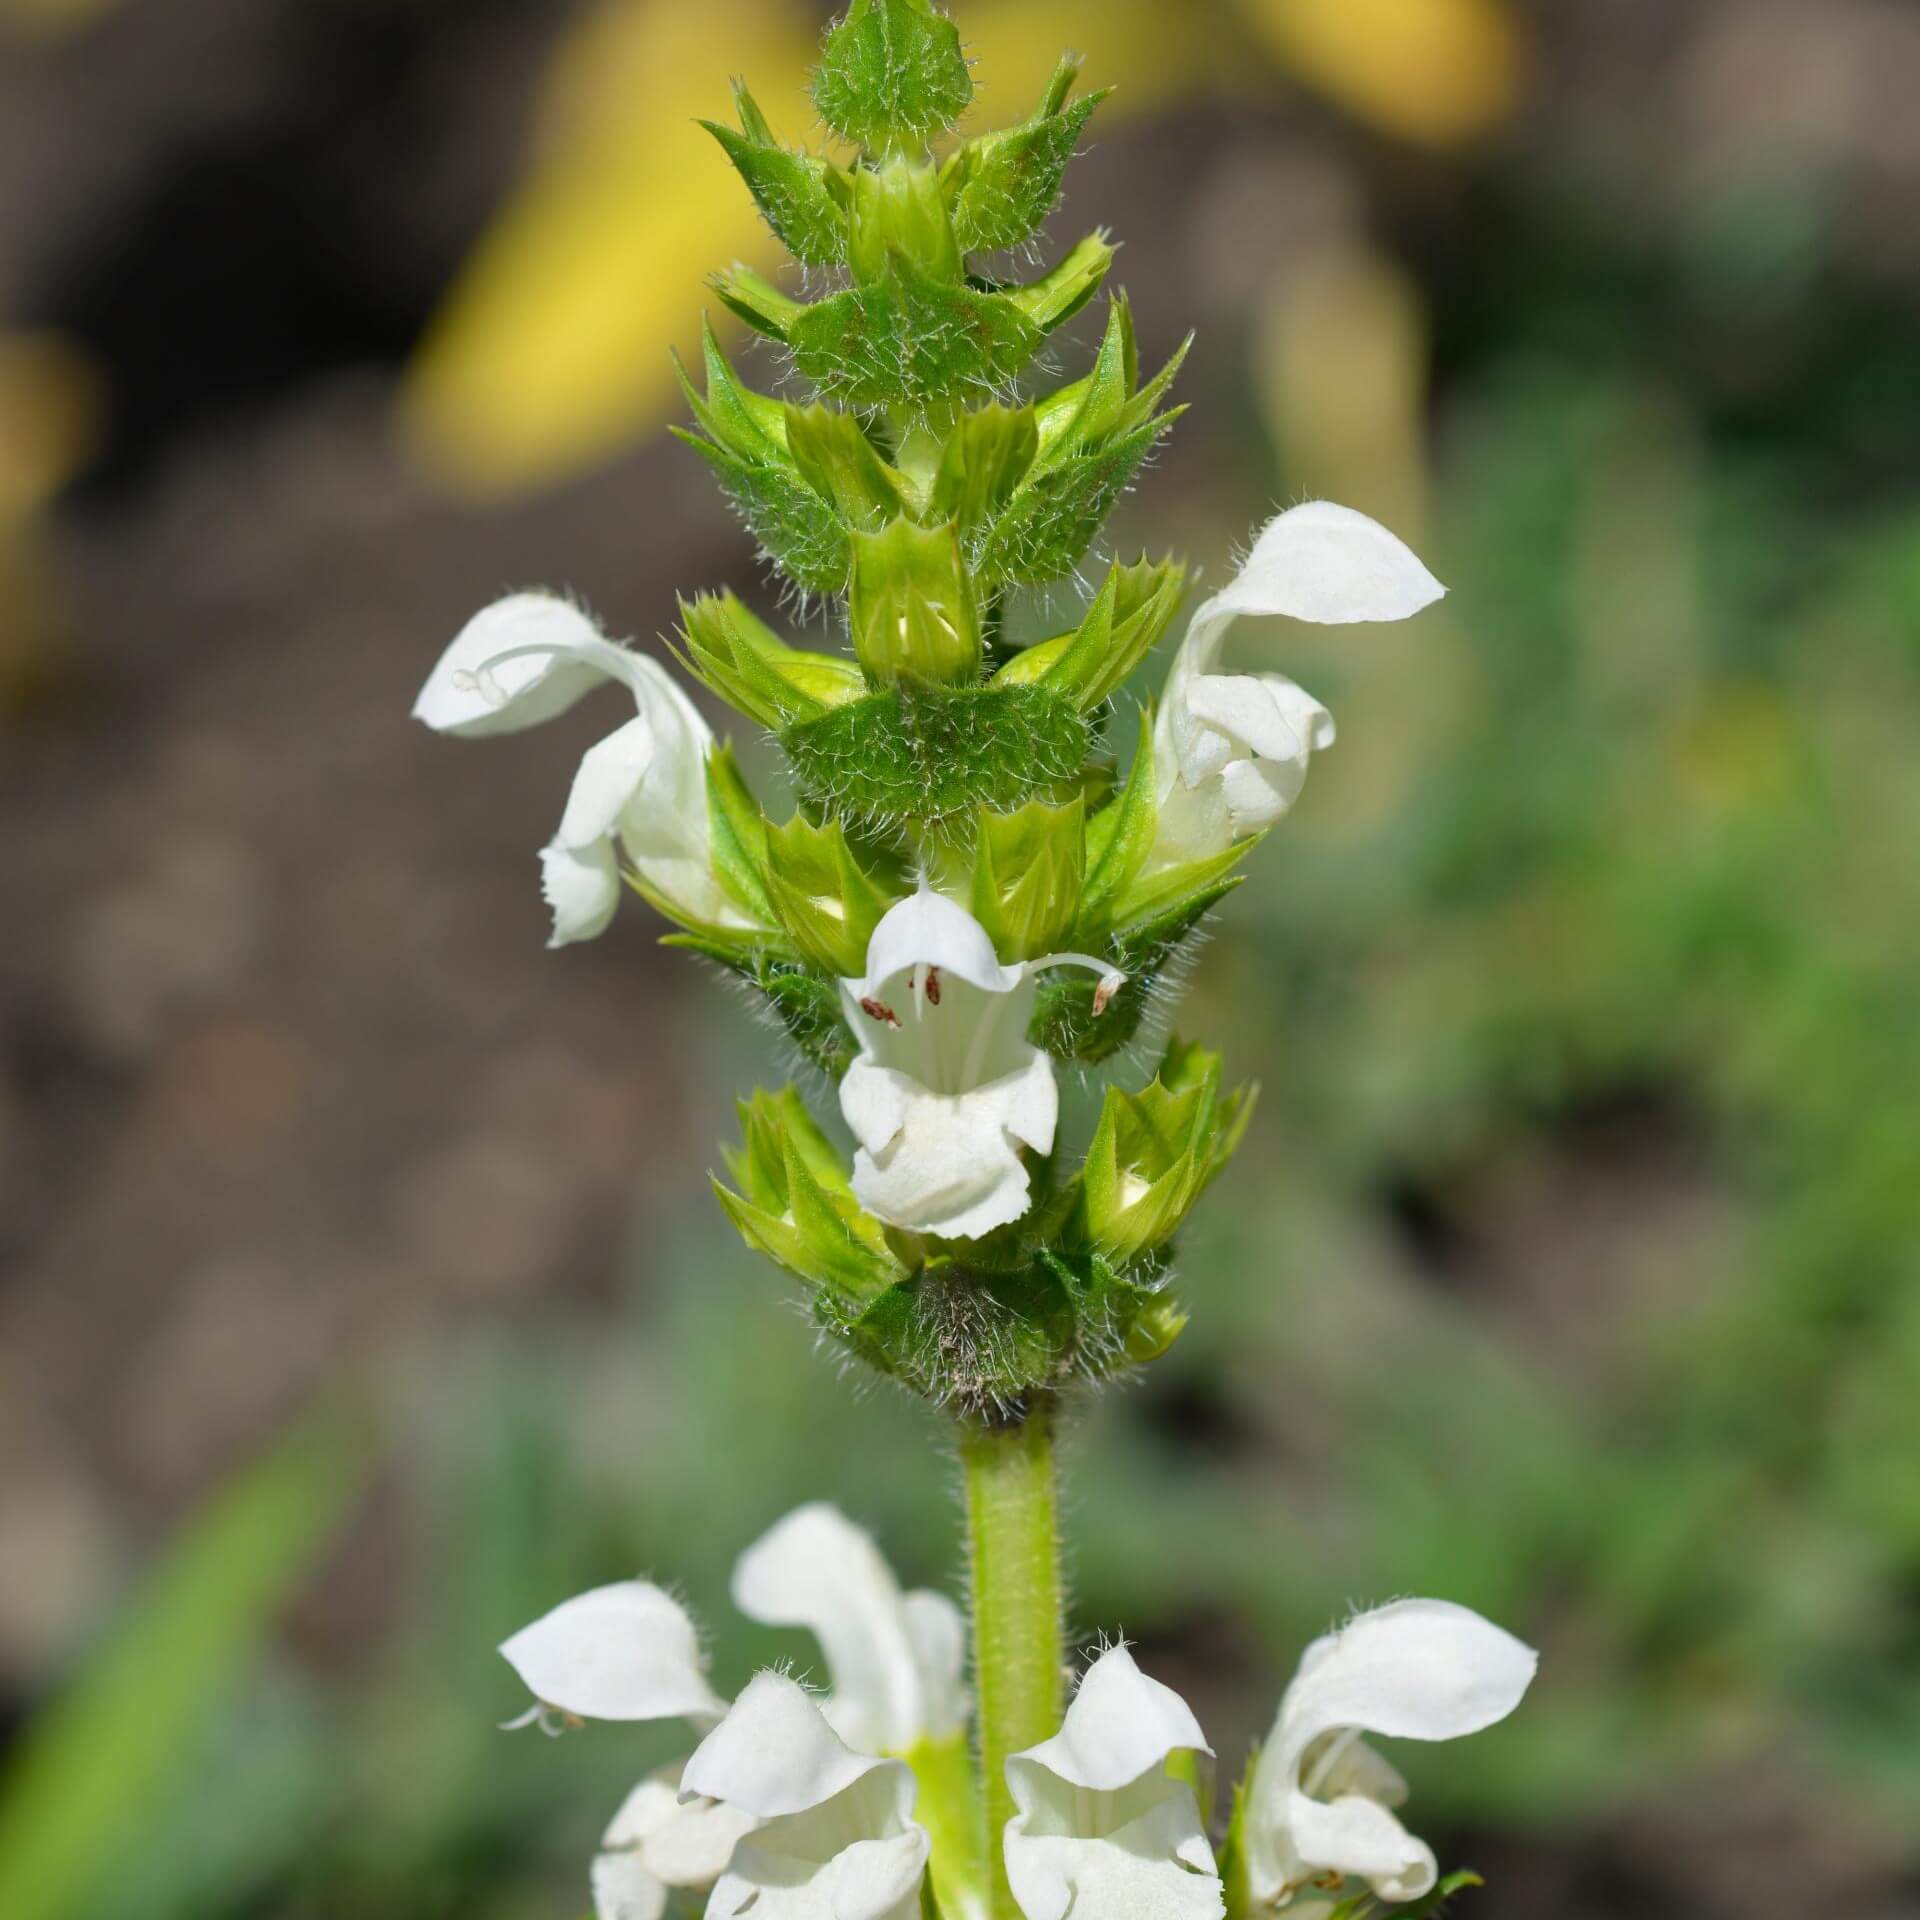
[[1241, 1599, 1537, 1908], [1005, 1646, 1222, 1920], [593, 1768, 760, 1920], [683, 1673, 931, 1920], [838, 893, 1122, 1241]]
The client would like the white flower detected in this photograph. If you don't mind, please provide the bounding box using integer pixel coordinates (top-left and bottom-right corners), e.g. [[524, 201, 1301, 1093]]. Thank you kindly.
[[732, 1501, 967, 1756], [1151, 502, 1445, 867], [1240, 1600, 1537, 1908], [413, 591, 748, 946], [838, 890, 1123, 1241], [498, 1505, 964, 1920], [1004, 1644, 1223, 1920], [684, 1672, 932, 1920]]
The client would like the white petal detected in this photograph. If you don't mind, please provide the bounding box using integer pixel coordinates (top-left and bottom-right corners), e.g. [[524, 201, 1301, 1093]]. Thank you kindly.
[[1183, 675, 1306, 766], [540, 837, 622, 948], [852, 891, 1022, 1000], [685, 1674, 928, 1920], [1005, 1649, 1219, 1920], [1011, 1645, 1212, 1794], [1279, 1792, 1437, 1904], [1210, 502, 1444, 632], [1276, 1600, 1537, 1758], [592, 1848, 668, 1920], [499, 1580, 728, 1723], [1242, 1600, 1535, 1907], [842, 1050, 1056, 1240], [902, 1590, 969, 1743], [414, 593, 641, 737], [557, 717, 658, 850], [681, 1670, 880, 1819], [731, 1504, 964, 1754], [601, 1769, 759, 1892]]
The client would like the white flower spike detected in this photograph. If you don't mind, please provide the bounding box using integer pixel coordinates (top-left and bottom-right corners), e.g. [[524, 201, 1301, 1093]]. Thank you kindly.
[[684, 1671, 932, 1920], [414, 591, 749, 946], [1152, 502, 1444, 866], [1005, 1644, 1223, 1920], [732, 1501, 967, 1756], [1240, 1599, 1537, 1908], [838, 890, 1123, 1241]]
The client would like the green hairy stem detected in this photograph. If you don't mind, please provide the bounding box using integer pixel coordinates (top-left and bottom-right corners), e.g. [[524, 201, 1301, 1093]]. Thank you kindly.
[[961, 1403, 1064, 1920]]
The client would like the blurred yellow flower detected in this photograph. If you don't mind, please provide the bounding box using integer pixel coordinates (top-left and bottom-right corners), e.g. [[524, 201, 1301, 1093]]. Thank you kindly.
[[1232, 0, 1522, 148]]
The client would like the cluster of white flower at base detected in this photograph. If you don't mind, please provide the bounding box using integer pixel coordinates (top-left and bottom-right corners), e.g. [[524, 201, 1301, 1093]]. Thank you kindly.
[[499, 1502, 1535, 1920]]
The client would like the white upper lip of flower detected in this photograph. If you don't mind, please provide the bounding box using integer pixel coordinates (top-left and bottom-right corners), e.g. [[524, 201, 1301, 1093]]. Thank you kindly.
[[413, 592, 747, 947], [498, 1502, 963, 1920], [1004, 1643, 1223, 1920], [1151, 501, 1444, 867], [837, 890, 1121, 1242], [1239, 1599, 1539, 1908]]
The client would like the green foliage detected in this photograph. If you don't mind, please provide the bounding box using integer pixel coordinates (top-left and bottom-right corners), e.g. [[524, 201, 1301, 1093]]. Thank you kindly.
[[0, 1406, 369, 1920], [812, 0, 973, 157], [676, 590, 865, 730], [762, 812, 903, 975], [783, 682, 1092, 831], [849, 515, 982, 686], [964, 796, 1086, 961]]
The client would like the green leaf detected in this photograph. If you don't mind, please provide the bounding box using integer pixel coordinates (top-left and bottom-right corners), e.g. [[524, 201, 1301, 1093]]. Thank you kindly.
[[783, 682, 1092, 832], [0, 1402, 370, 1920], [764, 813, 900, 976], [702, 83, 849, 266], [709, 263, 806, 342], [667, 943, 854, 1077], [813, 0, 973, 155], [946, 56, 1108, 254], [849, 515, 982, 687], [674, 318, 789, 463], [975, 414, 1175, 588], [675, 431, 852, 595], [675, 590, 864, 731]]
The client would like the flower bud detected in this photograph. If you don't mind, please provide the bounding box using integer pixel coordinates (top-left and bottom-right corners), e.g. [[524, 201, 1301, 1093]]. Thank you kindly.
[[848, 155, 960, 288], [849, 516, 981, 688], [812, 0, 972, 157]]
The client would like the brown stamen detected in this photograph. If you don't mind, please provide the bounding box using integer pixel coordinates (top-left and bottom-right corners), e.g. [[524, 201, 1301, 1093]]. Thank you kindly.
[[924, 966, 942, 1006], [859, 996, 901, 1027]]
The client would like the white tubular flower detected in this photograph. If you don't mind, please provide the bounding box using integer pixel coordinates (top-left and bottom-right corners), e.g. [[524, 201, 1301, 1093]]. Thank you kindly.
[[1241, 1600, 1537, 1908], [1005, 1645, 1223, 1920], [413, 591, 747, 947], [732, 1501, 966, 1756], [1151, 502, 1445, 867], [592, 1767, 759, 1920], [838, 890, 1122, 1241], [683, 1672, 932, 1920]]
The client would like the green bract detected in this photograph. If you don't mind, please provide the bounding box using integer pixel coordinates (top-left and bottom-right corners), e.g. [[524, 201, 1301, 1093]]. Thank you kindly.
[[670, 1, 1264, 1410]]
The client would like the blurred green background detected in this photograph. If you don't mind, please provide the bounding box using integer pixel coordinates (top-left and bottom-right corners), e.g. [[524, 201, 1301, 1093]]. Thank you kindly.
[[3, 1, 1919, 1916]]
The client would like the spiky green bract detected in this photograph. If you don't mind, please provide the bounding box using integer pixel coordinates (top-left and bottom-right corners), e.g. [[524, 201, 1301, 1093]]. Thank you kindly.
[[963, 797, 1085, 961], [822, 1243, 1184, 1422], [812, 0, 973, 157], [676, 591, 865, 730], [783, 682, 1091, 833], [716, 1089, 908, 1301], [701, 82, 850, 265], [1076, 1039, 1256, 1262], [849, 516, 982, 687], [763, 813, 904, 976], [994, 556, 1188, 710], [943, 54, 1108, 254]]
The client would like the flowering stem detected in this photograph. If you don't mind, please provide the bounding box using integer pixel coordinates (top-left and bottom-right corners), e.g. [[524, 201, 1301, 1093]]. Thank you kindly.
[[960, 1399, 1063, 1920]]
